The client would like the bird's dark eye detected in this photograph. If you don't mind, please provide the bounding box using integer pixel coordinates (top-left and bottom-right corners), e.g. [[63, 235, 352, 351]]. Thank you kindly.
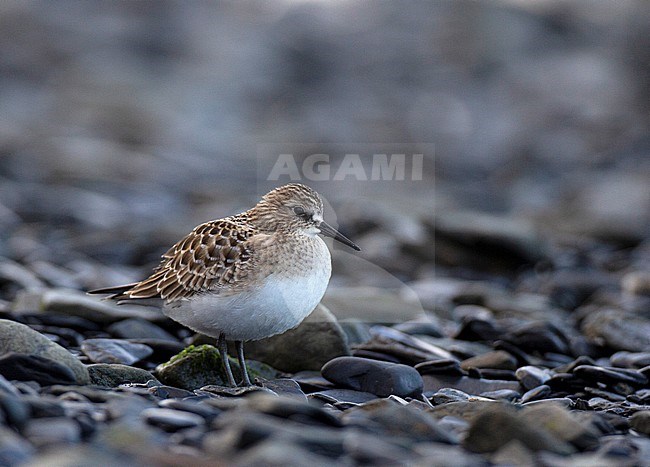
[[293, 206, 306, 216]]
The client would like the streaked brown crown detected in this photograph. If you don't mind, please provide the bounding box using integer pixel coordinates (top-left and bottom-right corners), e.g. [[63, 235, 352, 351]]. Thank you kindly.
[[247, 183, 324, 233]]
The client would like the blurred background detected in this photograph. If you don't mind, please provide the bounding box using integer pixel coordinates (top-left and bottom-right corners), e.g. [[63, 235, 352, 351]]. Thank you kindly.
[[0, 0, 648, 318]]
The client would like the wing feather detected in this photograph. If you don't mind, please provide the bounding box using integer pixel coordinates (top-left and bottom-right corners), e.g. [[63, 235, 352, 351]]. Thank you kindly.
[[123, 218, 256, 301]]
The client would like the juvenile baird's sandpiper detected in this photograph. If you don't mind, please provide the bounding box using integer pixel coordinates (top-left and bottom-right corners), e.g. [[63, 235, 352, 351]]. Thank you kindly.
[[90, 183, 359, 386]]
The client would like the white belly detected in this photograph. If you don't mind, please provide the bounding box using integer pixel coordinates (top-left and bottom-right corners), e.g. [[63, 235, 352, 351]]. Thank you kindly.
[[162, 254, 331, 341]]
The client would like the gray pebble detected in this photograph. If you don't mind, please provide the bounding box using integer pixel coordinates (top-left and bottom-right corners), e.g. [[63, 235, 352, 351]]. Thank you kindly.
[[322, 356, 423, 398], [140, 407, 205, 431]]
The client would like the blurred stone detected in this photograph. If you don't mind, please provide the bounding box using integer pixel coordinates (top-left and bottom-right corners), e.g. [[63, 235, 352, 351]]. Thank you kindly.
[[12, 289, 163, 323], [630, 411, 650, 436], [81, 338, 153, 365], [0, 319, 89, 384], [23, 418, 81, 448], [0, 427, 34, 465], [343, 399, 457, 444], [622, 271, 650, 296], [582, 309, 650, 352], [463, 405, 574, 455], [107, 318, 177, 342]]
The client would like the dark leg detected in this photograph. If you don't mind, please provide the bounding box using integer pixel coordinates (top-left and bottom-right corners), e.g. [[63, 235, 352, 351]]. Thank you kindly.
[[218, 332, 236, 387], [235, 340, 251, 386]]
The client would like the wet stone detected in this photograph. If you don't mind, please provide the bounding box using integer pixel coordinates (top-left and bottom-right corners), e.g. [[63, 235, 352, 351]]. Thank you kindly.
[[81, 338, 153, 365], [140, 407, 205, 432], [321, 356, 423, 398]]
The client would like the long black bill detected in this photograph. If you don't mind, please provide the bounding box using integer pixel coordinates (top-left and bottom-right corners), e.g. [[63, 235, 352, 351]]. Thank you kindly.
[[318, 221, 360, 251]]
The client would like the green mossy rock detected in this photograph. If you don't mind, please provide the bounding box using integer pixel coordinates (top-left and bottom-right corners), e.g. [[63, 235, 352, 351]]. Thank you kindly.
[[155, 345, 277, 390]]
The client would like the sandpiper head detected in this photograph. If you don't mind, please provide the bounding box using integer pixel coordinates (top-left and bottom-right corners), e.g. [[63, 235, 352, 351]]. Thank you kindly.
[[251, 184, 360, 251]]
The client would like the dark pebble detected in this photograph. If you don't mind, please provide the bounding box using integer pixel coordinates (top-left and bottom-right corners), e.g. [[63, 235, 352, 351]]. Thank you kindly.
[[415, 359, 466, 377], [454, 317, 502, 341], [321, 356, 423, 398], [502, 321, 571, 356], [0, 353, 77, 386], [247, 393, 342, 428]]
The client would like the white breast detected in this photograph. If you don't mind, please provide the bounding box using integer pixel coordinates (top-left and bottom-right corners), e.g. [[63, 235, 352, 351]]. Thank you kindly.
[[162, 237, 332, 341]]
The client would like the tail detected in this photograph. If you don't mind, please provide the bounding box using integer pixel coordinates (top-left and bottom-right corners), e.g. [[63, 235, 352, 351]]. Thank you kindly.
[[87, 283, 138, 300]]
